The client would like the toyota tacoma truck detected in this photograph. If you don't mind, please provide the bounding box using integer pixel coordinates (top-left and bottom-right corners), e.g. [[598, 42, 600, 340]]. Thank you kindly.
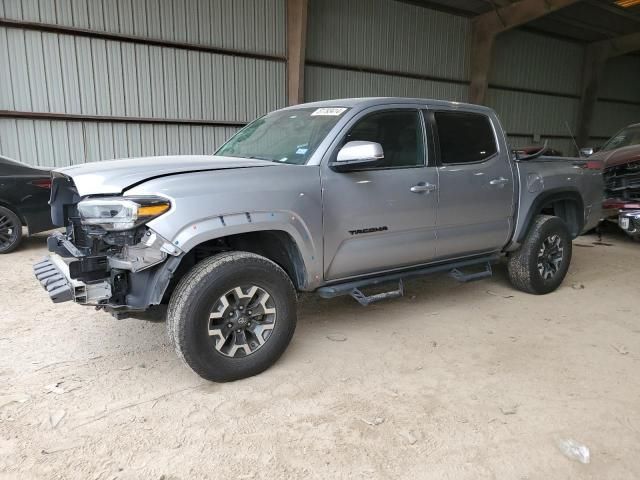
[[34, 98, 603, 382]]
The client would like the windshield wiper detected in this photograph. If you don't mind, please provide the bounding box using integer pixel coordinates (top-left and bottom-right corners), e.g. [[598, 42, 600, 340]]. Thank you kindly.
[[245, 155, 275, 161]]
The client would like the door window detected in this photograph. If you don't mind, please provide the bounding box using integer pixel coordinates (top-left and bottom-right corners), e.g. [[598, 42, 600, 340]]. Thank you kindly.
[[342, 110, 425, 169], [434, 112, 497, 165]]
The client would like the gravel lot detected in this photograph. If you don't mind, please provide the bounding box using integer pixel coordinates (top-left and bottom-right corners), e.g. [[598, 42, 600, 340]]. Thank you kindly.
[[1, 229, 639, 479]]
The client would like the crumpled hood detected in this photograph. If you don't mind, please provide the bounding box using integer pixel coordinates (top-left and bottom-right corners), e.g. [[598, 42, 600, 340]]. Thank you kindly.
[[591, 145, 640, 170], [57, 155, 274, 196]]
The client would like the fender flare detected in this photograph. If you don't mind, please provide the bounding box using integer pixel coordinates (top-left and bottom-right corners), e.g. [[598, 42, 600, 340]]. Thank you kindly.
[[515, 188, 585, 243], [170, 211, 318, 279], [135, 210, 321, 309]]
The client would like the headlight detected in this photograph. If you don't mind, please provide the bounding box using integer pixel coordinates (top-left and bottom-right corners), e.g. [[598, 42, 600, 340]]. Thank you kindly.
[[77, 196, 171, 231]]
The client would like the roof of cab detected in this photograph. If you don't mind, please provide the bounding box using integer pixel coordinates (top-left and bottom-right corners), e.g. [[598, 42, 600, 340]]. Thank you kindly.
[[280, 97, 495, 114]]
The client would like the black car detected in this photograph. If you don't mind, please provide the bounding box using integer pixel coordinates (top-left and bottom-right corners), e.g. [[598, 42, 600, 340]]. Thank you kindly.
[[0, 156, 55, 253]]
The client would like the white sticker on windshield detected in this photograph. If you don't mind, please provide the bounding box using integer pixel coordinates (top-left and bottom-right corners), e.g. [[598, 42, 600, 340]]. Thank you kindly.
[[311, 107, 347, 116]]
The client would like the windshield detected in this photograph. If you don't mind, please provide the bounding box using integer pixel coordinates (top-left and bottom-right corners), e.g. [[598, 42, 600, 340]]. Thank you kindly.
[[601, 125, 640, 152], [216, 107, 349, 164]]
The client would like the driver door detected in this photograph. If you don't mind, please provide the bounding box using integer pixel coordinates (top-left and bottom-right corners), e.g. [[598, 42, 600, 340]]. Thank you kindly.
[[321, 107, 439, 280]]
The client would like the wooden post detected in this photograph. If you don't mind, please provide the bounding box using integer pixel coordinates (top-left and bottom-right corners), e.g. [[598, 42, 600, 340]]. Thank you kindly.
[[577, 32, 640, 148], [576, 44, 609, 149], [469, 0, 579, 105], [287, 0, 308, 106], [469, 21, 495, 106]]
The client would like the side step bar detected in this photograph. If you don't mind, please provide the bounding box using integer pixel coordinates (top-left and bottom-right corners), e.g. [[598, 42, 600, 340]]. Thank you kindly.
[[449, 262, 492, 282], [350, 280, 405, 306], [317, 255, 500, 305]]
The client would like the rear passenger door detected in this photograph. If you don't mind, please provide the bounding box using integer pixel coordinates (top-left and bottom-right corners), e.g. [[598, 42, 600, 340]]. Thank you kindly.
[[429, 109, 515, 259]]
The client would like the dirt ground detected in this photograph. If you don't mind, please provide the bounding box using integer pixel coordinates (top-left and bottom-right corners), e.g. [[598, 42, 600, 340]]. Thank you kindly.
[[1, 229, 639, 480]]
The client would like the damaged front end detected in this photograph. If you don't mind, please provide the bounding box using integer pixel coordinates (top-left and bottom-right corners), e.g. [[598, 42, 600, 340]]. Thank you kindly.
[[617, 209, 640, 238], [603, 159, 640, 239], [34, 173, 183, 314]]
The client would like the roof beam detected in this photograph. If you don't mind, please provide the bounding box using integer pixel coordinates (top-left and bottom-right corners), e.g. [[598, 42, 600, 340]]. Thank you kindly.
[[606, 31, 640, 57], [286, 0, 308, 106], [577, 31, 640, 147], [469, 0, 581, 104], [474, 0, 580, 34], [490, 1, 514, 8], [551, 13, 626, 37], [583, 0, 640, 23]]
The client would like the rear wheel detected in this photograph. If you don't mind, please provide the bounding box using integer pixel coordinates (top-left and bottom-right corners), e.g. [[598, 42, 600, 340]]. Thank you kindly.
[[507, 215, 572, 294], [167, 251, 297, 382], [0, 206, 23, 254]]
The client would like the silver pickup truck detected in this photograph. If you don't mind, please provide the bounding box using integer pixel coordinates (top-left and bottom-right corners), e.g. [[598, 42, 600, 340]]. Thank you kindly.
[[35, 98, 603, 381]]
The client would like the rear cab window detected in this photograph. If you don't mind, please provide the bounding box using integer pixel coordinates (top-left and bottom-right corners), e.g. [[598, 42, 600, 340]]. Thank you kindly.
[[433, 111, 497, 165]]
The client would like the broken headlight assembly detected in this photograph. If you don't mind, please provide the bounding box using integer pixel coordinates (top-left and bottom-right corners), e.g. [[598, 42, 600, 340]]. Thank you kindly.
[[77, 196, 171, 231]]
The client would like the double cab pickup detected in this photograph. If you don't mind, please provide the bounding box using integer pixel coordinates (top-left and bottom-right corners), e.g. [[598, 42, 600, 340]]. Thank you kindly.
[[35, 98, 603, 381]]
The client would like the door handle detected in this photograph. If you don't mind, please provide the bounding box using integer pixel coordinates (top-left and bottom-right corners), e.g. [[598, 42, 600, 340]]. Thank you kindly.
[[410, 183, 437, 194], [489, 177, 509, 187]]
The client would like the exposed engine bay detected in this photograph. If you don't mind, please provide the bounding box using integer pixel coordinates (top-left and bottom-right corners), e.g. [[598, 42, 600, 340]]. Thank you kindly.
[[39, 173, 181, 310]]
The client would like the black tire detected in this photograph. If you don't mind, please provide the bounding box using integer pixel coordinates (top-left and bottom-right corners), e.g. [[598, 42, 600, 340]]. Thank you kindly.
[[0, 206, 23, 254], [507, 215, 572, 295], [167, 251, 297, 382]]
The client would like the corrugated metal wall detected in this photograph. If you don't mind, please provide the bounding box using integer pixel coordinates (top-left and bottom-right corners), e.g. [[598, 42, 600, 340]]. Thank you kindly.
[[0, 0, 285, 56], [304, 0, 639, 155], [305, 0, 470, 103], [0, 118, 239, 167], [306, 0, 470, 82], [305, 66, 468, 103], [0, 0, 286, 167], [0, 27, 284, 121], [486, 29, 584, 155], [591, 55, 640, 140], [598, 54, 640, 103], [489, 30, 583, 96], [2, 0, 638, 166]]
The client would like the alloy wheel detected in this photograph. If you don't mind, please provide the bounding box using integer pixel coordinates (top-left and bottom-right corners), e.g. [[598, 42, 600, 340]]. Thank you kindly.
[[208, 285, 277, 357], [0, 213, 18, 252], [537, 234, 564, 280]]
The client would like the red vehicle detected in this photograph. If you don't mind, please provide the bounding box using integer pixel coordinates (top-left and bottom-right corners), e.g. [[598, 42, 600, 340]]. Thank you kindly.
[[515, 145, 564, 157], [587, 123, 640, 239]]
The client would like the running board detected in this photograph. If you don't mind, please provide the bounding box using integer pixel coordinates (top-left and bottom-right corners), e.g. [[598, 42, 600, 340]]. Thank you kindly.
[[317, 255, 500, 305], [449, 262, 492, 283], [350, 280, 404, 306]]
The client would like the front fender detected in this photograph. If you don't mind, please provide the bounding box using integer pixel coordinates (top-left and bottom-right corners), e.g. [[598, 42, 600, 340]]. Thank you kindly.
[[124, 164, 324, 289], [166, 210, 322, 290]]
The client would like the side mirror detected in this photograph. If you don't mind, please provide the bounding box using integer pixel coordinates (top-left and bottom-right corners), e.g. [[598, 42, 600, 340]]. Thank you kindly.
[[579, 147, 594, 157], [330, 141, 384, 172]]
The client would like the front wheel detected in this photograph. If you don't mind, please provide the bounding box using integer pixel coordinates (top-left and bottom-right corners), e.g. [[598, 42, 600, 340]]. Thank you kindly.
[[0, 206, 23, 254], [507, 215, 572, 295], [167, 251, 297, 382]]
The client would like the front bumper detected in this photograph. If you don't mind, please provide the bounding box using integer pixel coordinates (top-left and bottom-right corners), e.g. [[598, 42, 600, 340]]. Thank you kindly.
[[618, 210, 640, 236], [33, 254, 112, 305], [602, 199, 640, 219], [33, 256, 73, 303]]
